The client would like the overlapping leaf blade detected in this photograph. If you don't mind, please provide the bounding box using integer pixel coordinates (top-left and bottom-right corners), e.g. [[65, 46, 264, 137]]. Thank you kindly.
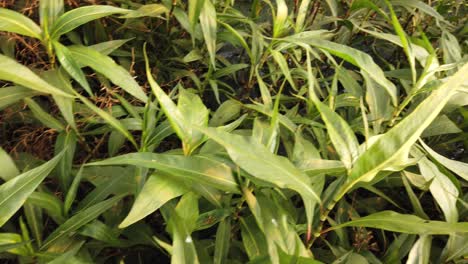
[[119, 173, 188, 228], [343, 63, 468, 192], [328, 211, 468, 234], [0, 54, 73, 98], [0, 152, 64, 227], [50, 5, 130, 38], [69, 45, 147, 102]]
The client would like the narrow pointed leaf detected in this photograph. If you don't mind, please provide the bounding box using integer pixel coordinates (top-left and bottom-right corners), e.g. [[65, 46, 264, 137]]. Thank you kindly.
[[327, 211, 468, 234], [188, 0, 205, 33], [0, 86, 41, 111], [198, 127, 320, 237], [24, 97, 65, 131], [69, 45, 147, 102], [199, 0, 217, 68], [119, 173, 188, 228], [386, 1, 416, 84], [311, 99, 359, 169], [77, 94, 137, 147], [0, 147, 20, 181], [0, 152, 64, 227], [87, 153, 239, 193], [27, 192, 65, 224], [50, 5, 130, 38], [41, 195, 123, 249], [284, 37, 398, 105], [0, 54, 73, 98], [53, 41, 92, 96], [407, 235, 432, 264], [0, 8, 42, 39], [39, 0, 64, 31], [420, 140, 468, 181], [121, 4, 168, 18], [344, 63, 468, 191]]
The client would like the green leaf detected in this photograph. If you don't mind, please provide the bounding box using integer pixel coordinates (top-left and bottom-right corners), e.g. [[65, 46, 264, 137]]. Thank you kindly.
[[41, 69, 77, 129], [213, 218, 231, 264], [391, 0, 449, 27], [27, 192, 65, 224], [23, 201, 43, 248], [40, 195, 123, 249], [407, 235, 432, 264], [295, 0, 312, 32], [69, 45, 147, 102], [341, 63, 468, 195], [209, 99, 241, 127], [87, 153, 239, 194], [420, 140, 468, 181], [76, 170, 131, 211], [39, 0, 64, 31], [167, 192, 200, 264], [199, 0, 217, 68], [271, 49, 296, 90], [283, 37, 398, 105], [273, 0, 288, 38], [53, 41, 92, 96], [79, 220, 122, 245], [418, 157, 458, 223], [309, 97, 359, 170], [327, 211, 468, 234], [422, 115, 461, 137], [0, 8, 42, 39], [188, 0, 205, 34], [54, 131, 77, 191], [119, 173, 188, 228], [177, 89, 209, 154], [0, 54, 73, 98], [144, 46, 208, 154], [350, 0, 388, 20], [121, 4, 168, 18], [240, 217, 269, 260], [0, 86, 41, 111], [362, 70, 392, 133], [386, 1, 416, 84], [64, 166, 83, 215], [76, 94, 137, 148], [0, 147, 20, 181], [47, 241, 84, 264], [0, 233, 29, 256], [0, 152, 63, 227], [24, 97, 65, 130], [198, 127, 320, 237], [50, 5, 130, 39], [89, 38, 133, 55]]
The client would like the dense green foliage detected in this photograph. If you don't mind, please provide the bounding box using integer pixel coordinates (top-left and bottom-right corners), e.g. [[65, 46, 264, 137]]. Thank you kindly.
[[0, 0, 467, 263]]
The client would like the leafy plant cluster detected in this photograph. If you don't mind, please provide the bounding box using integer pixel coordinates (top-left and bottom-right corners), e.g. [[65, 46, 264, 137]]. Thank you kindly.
[[0, 0, 467, 263]]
